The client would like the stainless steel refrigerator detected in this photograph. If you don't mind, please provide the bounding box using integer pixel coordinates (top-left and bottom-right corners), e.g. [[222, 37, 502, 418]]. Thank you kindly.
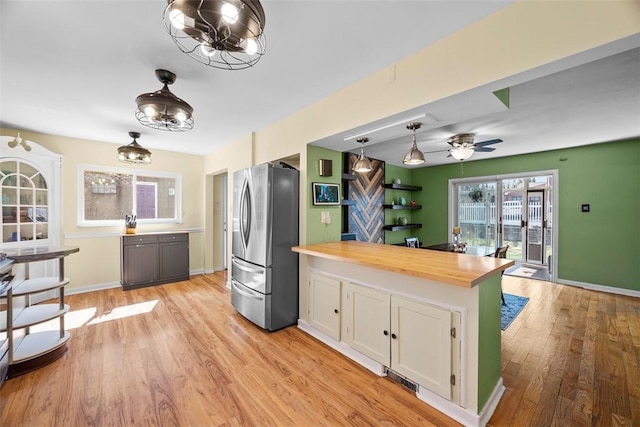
[[231, 163, 299, 331]]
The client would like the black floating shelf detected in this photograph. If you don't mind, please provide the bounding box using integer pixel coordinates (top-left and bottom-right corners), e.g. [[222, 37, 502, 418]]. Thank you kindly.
[[342, 173, 357, 181], [341, 199, 356, 206], [383, 183, 422, 191], [383, 204, 422, 210], [383, 223, 422, 231]]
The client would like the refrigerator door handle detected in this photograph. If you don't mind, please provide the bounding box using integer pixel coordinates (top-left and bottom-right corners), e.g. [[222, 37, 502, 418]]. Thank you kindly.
[[240, 180, 252, 250], [232, 257, 264, 274], [232, 280, 263, 300]]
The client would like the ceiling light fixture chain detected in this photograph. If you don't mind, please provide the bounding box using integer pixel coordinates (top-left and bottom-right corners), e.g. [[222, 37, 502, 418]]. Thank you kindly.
[[117, 132, 152, 164], [164, 0, 267, 70], [135, 69, 194, 132], [352, 137, 373, 173], [402, 122, 425, 166]]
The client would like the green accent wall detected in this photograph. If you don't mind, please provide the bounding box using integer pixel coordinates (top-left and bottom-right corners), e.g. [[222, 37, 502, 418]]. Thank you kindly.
[[411, 139, 640, 291], [306, 146, 343, 244], [477, 274, 502, 411]]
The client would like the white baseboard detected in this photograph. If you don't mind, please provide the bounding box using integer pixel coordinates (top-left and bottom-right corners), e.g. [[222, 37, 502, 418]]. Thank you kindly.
[[66, 281, 121, 295], [557, 279, 640, 298], [189, 268, 205, 275]]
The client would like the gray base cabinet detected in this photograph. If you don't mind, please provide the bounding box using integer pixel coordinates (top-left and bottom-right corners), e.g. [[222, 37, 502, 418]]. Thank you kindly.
[[121, 232, 189, 290]]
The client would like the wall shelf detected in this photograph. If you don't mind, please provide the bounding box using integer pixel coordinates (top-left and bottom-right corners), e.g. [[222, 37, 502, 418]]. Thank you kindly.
[[383, 183, 422, 191], [383, 204, 421, 210], [383, 224, 422, 231], [341, 200, 356, 206]]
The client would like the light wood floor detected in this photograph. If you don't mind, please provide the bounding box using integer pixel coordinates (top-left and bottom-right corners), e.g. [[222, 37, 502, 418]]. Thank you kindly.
[[1, 272, 638, 426]]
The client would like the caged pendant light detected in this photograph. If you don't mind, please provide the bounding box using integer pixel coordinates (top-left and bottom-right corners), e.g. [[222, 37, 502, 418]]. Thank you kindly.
[[352, 137, 373, 173], [164, 0, 266, 70], [135, 69, 194, 132], [402, 122, 425, 166], [117, 132, 152, 164]]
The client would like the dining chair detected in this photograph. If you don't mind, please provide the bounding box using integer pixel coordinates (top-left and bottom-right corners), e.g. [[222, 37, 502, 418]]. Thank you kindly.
[[405, 237, 420, 248], [495, 245, 509, 304]]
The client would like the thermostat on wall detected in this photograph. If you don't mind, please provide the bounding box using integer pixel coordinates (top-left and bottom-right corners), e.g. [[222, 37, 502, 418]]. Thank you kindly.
[[581, 204, 590, 212]]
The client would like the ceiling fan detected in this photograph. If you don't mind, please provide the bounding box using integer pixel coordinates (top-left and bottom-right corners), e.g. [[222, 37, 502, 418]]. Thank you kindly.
[[426, 133, 503, 161]]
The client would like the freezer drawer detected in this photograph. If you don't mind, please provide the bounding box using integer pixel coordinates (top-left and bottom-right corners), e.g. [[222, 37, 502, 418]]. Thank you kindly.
[[231, 279, 270, 330], [231, 256, 270, 294]]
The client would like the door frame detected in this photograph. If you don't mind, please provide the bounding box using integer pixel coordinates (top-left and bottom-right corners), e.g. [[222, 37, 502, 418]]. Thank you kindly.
[[448, 169, 558, 282]]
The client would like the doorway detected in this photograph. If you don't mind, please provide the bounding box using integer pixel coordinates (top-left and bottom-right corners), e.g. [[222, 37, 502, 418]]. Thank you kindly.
[[212, 173, 228, 271], [449, 171, 557, 281]]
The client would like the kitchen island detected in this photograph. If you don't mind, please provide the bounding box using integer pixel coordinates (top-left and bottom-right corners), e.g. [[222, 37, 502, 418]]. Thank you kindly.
[[292, 241, 514, 427]]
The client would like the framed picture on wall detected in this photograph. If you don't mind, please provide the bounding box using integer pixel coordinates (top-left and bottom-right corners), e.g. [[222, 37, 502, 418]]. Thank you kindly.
[[312, 182, 340, 205]]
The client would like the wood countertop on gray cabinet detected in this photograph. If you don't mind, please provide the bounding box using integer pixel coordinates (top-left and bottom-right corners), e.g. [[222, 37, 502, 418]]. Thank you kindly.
[[120, 232, 189, 290]]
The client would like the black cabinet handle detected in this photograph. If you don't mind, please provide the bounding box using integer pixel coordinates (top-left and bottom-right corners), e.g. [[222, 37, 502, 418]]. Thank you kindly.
[[334, 309, 339, 314], [391, 333, 397, 339], [383, 330, 388, 336]]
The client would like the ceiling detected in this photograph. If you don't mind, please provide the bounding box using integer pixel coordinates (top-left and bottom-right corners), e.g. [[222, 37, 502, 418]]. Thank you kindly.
[[1, 1, 638, 166]]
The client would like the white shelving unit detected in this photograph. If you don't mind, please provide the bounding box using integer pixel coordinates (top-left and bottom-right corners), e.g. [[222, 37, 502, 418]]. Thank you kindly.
[[0, 246, 78, 379]]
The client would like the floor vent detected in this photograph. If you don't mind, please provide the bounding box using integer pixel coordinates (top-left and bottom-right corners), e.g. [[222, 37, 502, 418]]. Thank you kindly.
[[385, 368, 418, 393]]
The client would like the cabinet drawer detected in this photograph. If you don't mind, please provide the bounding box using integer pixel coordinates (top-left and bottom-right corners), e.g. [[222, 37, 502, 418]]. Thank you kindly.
[[122, 234, 158, 245], [158, 233, 188, 243]]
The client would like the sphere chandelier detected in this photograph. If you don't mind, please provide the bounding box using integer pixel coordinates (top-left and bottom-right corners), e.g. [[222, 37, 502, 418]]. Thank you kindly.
[[117, 132, 152, 164], [135, 69, 194, 132], [164, 0, 266, 70]]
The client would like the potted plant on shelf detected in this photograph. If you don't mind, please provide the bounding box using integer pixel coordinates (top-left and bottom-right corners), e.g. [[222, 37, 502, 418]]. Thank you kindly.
[[468, 188, 483, 203]]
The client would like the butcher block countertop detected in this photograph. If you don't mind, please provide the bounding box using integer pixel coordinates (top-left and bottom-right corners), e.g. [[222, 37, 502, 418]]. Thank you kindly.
[[292, 241, 514, 288]]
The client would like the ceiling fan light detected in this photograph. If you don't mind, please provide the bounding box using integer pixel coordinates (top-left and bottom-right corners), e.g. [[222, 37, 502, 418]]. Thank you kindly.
[[221, 2, 240, 24], [117, 132, 152, 164], [135, 69, 194, 132], [164, 0, 266, 70], [451, 147, 474, 161], [169, 8, 185, 29], [243, 38, 258, 55]]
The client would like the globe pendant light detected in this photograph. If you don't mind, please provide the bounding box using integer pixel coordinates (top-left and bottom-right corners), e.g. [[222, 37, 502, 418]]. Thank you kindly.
[[135, 70, 194, 132], [451, 147, 475, 161], [402, 122, 425, 166], [352, 137, 373, 173], [118, 132, 152, 164], [164, 0, 266, 70]]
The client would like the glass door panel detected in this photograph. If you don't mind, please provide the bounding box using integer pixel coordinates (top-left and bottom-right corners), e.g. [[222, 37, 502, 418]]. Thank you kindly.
[[501, 179, 524, 261], [526, 190, 545, 264], [457, 182, 497, 250]]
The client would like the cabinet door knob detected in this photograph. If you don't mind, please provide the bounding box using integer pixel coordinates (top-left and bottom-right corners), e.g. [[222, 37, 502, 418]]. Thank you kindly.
[[334, 309, 339, 314], [383, 330, 388, 336], [391, 333, 397, 339]]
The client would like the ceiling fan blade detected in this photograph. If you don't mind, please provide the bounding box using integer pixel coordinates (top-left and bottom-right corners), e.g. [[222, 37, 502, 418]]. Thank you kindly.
[[474, 147, 496, 152], [423, 148, 450, 154], [474, 138, 503, 147]]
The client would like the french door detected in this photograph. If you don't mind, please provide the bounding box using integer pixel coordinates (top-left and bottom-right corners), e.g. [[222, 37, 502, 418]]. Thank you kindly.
[[450, 172, 555, 269]]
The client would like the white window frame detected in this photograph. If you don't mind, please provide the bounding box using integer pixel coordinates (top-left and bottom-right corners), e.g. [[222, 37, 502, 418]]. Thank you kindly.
[[77, 164, 182, 227]]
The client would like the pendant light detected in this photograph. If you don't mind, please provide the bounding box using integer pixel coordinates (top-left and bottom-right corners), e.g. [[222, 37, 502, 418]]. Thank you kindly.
[[352, 137, 373, 173], [117, 132, 152, 164], [164, 0, 266, 70], [135, 70, 194, 132], [403, 122, 425, 166]]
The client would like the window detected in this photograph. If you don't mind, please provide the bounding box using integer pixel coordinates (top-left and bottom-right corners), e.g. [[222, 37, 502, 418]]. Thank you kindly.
[[78, 165, 181, 227], [1, 160, 49, 243]]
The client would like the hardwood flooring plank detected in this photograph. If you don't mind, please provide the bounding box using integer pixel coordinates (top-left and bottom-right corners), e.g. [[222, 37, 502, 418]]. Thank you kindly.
[[2, 272, 639, 427]]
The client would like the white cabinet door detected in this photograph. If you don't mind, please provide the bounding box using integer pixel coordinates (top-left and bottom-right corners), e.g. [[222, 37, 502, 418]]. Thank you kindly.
[[391, 296, 452, 400], [343, 283, 391, 365], [308, 272, 341, 340]]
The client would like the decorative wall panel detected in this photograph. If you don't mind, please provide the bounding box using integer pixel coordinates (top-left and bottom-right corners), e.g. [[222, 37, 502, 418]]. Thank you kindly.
[[347, 153, 385, 243]]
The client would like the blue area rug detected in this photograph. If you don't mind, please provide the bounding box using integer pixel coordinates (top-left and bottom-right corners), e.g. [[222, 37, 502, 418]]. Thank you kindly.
[[501, 293, 529, 330]]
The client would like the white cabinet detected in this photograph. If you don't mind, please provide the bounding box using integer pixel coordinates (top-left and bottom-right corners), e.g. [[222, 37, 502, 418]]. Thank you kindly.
[[342, 282, 456, 401], [391, 295, 453, 400], [308, 272, 341, 340], [342, 282, 391, 365]]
